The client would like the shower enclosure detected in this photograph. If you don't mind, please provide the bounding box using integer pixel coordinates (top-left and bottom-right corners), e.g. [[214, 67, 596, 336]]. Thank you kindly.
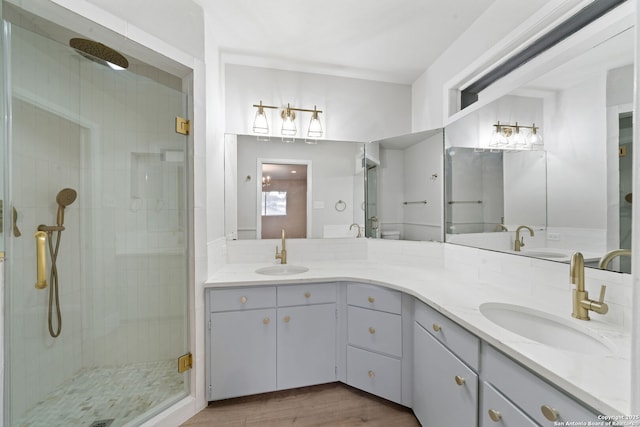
[[3, 5, 190, 426]]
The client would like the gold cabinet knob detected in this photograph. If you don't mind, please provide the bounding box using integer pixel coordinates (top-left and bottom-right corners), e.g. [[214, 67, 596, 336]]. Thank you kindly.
[[369, 327, 376, 334], [541, 405, 559, 421], [368, 370, 375, 378], [433, 323, 441, 332], [488, 409, 502, 422], [368, 296, 375, 303], [454, 375, 465, 386], [284, 315, 291, 323], [240, 296, 247, 304], [263, 317, 270, 325], [304, 292, 311, 298]]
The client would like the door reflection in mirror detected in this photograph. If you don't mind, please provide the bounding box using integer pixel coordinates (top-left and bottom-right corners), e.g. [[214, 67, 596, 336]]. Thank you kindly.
[[260, 163, 308, 239]]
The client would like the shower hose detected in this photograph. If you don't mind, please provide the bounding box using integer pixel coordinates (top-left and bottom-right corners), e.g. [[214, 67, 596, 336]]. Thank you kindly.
[[46, 229, 63, 337]]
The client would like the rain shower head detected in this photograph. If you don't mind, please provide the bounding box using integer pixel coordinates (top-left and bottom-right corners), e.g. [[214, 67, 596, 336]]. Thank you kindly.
[[56, 188, 77, 227], [69, 38, 129, 70]]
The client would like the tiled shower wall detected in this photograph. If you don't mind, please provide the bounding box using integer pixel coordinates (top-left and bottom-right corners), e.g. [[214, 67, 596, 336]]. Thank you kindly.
[[8, 25, 187, 417]]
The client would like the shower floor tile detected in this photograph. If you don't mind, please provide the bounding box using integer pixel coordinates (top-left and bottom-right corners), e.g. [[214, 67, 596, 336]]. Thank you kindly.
[[14, 359, 185, 427]]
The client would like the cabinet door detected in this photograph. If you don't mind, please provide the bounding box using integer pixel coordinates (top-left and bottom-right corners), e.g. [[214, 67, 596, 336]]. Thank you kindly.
[[481, 381, 537, 427], [413, 323, 478, 427], [210, 308, 277, 400], [277, 304, 336, 390]]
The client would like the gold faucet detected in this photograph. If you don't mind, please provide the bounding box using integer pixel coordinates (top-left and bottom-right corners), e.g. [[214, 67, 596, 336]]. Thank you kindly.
[[598, 249, 631, 270], [570, 252, 608, 320], [275, 228, 287, 264], [514, 225, 534, 251], [493, 224, 508, 232]]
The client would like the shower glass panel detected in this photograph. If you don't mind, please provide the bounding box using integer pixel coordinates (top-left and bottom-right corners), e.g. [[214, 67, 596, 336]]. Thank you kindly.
[[3, 14, 189, 427]]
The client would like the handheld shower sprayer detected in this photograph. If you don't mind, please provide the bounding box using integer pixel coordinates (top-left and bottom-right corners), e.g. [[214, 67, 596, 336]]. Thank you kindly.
[[35, 188, 77, 338], [56, 188, 77, 227]]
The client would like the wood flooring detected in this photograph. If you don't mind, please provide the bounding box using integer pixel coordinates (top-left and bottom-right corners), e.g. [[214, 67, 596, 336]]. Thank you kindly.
[[181, 382, 421, 426]]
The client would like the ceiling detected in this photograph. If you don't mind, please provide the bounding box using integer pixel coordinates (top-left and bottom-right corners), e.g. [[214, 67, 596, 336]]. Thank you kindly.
[[200, 0, 496, 84]]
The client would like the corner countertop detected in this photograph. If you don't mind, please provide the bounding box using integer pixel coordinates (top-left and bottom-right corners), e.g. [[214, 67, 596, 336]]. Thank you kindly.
[[206, 259, 631, 415]]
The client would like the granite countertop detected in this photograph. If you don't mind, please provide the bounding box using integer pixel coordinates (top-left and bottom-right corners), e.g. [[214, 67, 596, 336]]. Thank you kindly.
[[206, 259, 631, 415]]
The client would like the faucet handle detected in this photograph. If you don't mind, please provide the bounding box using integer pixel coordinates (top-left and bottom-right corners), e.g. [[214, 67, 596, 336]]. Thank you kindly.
[[598, 285, 607, 304]]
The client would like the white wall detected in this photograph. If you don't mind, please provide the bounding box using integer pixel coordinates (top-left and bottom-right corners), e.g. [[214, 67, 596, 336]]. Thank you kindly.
[[225, 64, 412, 142], [411, 0, 558, 130], [545, 74, 607, 231]]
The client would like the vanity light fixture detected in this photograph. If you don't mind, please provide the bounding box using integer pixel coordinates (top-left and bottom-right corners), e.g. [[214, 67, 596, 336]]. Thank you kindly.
[[262, 175, 271, 188], [251, 101, 324, 138], [489, 122, 542, 149]]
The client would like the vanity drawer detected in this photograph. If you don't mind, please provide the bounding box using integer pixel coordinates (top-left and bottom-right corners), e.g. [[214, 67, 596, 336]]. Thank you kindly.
[[347, 283, 401, 314], [415, 300, 479, 369], [482, 345, 601, 425], [209, 287, 277, 312], [348, 306, 402, 357], [481, 381, 537, 427], [277, 283, 337, 306], [347, 345, 401, 404]]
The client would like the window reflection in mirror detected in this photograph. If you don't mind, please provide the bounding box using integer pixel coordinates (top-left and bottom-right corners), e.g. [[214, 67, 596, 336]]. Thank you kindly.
[[260, 163, 307, 239]]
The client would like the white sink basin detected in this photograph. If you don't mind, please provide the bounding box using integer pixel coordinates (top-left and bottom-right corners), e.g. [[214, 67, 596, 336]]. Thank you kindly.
[[255, 265, 309, 276], [479, 302, 615, 355], [520, 249, 569, 259]]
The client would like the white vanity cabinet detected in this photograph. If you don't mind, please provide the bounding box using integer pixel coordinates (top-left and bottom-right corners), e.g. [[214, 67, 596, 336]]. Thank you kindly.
[[481, 345, 601, 426], [346, 283, 404, 404], [207, 287, 278, 400], [276, 284, 337, 390], [413, 300, 480, 427], [206, 283, 337, 401]]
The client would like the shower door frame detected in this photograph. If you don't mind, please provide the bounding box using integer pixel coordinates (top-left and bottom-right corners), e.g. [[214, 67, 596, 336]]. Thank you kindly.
[[1, 2, 204, 425]]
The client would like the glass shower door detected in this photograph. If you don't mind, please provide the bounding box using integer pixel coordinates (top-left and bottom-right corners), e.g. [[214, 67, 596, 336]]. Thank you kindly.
[[4, 12, 189, 426]]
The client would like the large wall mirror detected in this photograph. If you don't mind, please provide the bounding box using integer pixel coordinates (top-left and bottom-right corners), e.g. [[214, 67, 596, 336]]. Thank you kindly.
[[444, 15, 634, 273], [225, 134, 366, 239], [365, 129, 444, 241]]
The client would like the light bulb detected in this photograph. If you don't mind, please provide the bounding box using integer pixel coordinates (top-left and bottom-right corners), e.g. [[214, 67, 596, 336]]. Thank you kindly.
[[308, 107, 323, 138], [281, 105, 297, 136], [253, 102, 269, 134]]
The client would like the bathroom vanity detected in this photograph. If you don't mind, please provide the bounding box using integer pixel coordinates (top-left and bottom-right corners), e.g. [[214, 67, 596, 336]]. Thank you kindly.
[[205, 243, 628, 425]]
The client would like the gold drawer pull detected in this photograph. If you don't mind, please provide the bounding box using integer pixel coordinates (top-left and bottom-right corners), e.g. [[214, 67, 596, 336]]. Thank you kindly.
[[488, 409, 502, 422], [368, 296, 375, 303], [304, 292, 311, 298], [433, 323, 441, 332], [368, 370, 375, 378], [240, 296, 247, 304], [284, 315, 291, 323], [369, 327, 376, 334], [541, 405, 559, 421], [454, 375, 465, 386], [263, 317, 270, 325]]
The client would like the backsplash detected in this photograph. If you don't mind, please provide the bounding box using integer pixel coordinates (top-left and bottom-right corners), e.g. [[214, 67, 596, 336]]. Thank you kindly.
[[444, 243, 632, 331], [211, 237, 632, 330], [225, 238, 368, 264]]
